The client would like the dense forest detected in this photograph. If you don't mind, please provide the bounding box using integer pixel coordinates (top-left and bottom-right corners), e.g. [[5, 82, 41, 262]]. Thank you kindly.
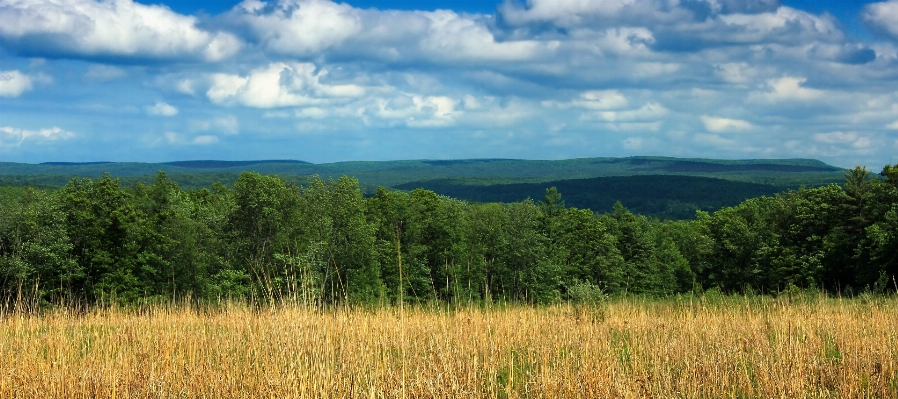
[[1, 165, 896, 308], [395, 175, 786, 219]]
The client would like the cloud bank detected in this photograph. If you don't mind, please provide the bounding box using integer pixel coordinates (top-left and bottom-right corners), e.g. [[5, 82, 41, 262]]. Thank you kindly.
[[0, 0, 895, 167]]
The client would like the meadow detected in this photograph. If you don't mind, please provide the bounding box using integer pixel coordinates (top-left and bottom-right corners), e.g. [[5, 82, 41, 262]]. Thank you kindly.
[[2, 295, 896, 398]]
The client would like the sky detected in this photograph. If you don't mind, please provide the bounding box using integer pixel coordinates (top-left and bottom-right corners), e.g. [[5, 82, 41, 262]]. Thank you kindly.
[[1, 0, 897, 168]]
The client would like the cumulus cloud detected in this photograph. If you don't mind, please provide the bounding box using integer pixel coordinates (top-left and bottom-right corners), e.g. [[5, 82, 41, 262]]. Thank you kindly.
[[751, 77, 826, 103], [146, 102, 178, 116], [0, 0, 242, 61], [0, 70, 32, 97], [863, 1, 898, 41], [226, 0, 552, 64], [0, 126, 74, 146], [417, 10, 549, 62], [701, 116, 753, 132], [231, 0, 362, 55], [708, 7, 842, 44], [372, 94, 460, 127], [207, 62, 365, 108]]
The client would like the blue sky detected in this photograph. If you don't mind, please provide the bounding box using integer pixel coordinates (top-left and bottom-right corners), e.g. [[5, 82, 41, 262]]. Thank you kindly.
[[1, 0, 897, 168]]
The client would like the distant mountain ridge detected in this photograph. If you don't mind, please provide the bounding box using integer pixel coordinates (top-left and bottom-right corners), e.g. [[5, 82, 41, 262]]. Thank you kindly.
[[160, 160, 310, 169], [40, 161, 113, 166]]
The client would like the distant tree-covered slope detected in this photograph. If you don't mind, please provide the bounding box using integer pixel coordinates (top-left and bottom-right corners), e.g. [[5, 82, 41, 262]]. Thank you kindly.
[[396, 175, 785, 219], [1, 156, 846, 188]]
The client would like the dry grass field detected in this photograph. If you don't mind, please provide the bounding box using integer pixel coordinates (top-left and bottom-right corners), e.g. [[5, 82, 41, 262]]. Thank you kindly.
[[2, 296, 897, 398]]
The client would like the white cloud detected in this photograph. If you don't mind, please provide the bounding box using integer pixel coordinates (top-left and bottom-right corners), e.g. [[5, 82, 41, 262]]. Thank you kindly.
[[701, 115, 753, 132], [751, 76, 825, 103], [146, 102, 178, 116], [592, 27, 656, 55], [713, 7, 841, 43], [0, 0, 242, 61], [813, 132, 873, 150], [207, 62, 365, 108], [0, 126, 74, 146], [864, 1, 898, 40], [1, 0, 896, 168], [0, 70, 32, 97], [232, 0, 361, 55], [417, 10, 548, 62], [229, 1, 551, 64], [373, 94, 460, 128]]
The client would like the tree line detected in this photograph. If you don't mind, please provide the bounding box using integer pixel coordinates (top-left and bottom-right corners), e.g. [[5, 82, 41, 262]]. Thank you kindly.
[[1, 165, 896, 308]]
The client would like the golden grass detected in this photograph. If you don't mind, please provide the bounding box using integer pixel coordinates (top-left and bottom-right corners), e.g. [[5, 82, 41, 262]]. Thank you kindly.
[[2, 296, 897, 398]]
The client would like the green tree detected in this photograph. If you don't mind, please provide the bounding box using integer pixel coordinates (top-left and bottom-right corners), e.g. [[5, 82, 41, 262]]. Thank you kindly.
[[229, 172, 299, 299], [703, 197, 778, 293], [554, 207, 625, 295], [503, 200, 556, 302], [59, 174, 148, 303], [0, 188, 78, 307]]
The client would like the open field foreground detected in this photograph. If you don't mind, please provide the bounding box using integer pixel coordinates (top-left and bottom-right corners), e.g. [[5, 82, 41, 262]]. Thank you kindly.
[[2, 297, 897, 398]]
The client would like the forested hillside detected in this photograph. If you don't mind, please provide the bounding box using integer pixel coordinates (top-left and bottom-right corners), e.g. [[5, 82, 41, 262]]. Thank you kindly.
[[396, 175, 785, 219], [1, 165, 895, 308], [0, 157, 847, 221]]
